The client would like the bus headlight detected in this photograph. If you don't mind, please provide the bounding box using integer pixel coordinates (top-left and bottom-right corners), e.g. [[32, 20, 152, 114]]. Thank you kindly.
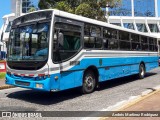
[[36, 83, 43, 89]]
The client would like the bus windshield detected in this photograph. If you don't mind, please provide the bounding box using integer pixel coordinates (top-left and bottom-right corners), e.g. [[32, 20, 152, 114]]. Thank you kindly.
[[8, 22, 50, 61]]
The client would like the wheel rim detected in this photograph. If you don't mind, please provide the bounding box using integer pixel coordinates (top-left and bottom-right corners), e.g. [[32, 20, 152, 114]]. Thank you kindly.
[[140, 65, 144, 77], [84, 75, 94, 91]]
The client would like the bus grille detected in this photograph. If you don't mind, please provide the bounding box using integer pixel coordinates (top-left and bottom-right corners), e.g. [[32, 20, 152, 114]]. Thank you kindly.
[[15, 81, 30, 86]]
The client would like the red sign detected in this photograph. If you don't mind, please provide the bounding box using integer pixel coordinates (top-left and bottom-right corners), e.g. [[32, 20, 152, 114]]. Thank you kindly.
[[0, 61, 6, 72]]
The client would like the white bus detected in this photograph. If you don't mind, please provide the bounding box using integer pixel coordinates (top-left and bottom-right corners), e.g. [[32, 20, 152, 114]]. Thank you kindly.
[[6, 9, 159, 93]]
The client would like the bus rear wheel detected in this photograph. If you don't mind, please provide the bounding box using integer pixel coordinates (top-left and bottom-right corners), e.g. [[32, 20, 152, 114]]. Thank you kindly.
[[138, 63, 145, 79], [82, 70, 96, 94]]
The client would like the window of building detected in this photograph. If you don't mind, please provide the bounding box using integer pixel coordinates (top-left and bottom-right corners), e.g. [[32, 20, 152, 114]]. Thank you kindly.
[[108, 0, 132, 16], [123, 23, 134, 30], [22, 0, 38, 13], [84, 24, 102, 49], [136, 24, 148, 32], [148, 24, 159, 33], [134, 0, 155, 17]]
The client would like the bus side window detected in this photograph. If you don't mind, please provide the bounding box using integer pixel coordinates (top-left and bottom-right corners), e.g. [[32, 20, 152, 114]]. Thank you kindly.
[[103, 27, 118, 50], [141, 36, 148, 51], [103, 39, 108, 49], [119, 31, 131, 50], [149, 38, 157, 51], [53, 22, 82, 62], [84, 24, 102, 49], [131, 34, 141, 51]]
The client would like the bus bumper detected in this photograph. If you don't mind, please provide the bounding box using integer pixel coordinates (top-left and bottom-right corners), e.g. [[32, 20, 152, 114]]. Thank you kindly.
[[5, 74, 51, 91]]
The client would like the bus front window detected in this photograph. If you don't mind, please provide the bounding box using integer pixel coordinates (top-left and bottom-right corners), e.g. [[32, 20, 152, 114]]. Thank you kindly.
[[8, 23, 50, 61]]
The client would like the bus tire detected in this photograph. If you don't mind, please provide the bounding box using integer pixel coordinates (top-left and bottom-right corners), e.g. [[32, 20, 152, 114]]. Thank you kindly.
[[82, 70, 96, 94], [138, 63, 145, 79]]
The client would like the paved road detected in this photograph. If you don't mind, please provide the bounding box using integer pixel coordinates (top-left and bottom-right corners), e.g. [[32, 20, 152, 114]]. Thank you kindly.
[[0, 67, 160, 119]]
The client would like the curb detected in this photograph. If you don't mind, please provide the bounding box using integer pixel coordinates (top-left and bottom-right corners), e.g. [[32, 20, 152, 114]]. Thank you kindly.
[[107, 85, 160, 111], [98, 85, 160, 120], [117, 89, 160, 112], [0, 85, 15, 90]]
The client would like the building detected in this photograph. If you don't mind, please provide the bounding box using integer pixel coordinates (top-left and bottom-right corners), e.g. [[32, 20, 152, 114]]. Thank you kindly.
[[0, 0, 39, 58], [107, 0, 160, 38], [11, 0, 39, 17]]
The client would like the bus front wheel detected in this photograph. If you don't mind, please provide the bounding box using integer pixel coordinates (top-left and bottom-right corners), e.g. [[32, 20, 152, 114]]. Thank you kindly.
[[82, 70, 96, 94], [138, 63, 146, 79]]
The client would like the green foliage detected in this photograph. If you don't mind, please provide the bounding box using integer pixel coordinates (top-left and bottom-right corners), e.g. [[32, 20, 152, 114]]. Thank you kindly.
[[75, 3, 93, 18], [38, 0, 121, 21], [28, 7, 37, 13], [75, 3, 106, 21], [105, 0, 122, 8], [53, 1, 74, 13], [0, 72, 6, 80]]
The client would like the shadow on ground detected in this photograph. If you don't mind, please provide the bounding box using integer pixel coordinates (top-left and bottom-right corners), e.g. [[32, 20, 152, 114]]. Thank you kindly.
[[98, 72, 156, 91], [7, 72, 157, 105]]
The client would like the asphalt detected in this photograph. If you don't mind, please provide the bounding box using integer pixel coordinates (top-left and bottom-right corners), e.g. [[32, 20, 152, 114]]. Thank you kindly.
[[0, 79, 5, 85], [0, 78, 14, 90], [1, 68, 160, 120]]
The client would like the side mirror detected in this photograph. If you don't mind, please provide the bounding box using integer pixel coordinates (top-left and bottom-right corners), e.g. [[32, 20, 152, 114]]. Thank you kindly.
[[58, 32, 64, 47]]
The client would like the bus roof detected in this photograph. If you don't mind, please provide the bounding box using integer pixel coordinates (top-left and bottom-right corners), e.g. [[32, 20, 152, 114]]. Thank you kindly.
[[15, 9, 158, 39]]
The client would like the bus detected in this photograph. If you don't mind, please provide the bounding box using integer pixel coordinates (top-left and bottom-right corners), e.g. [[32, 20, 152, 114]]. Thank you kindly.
[[6, 9, 159, 94]]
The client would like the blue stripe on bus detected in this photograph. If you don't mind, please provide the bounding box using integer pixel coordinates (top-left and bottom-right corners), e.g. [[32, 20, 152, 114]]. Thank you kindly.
[[6, 56, 158, 91], [49, 56, 158, 91]]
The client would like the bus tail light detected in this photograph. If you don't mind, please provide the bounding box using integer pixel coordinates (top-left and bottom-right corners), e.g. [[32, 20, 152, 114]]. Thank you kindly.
[[20, 74, 25, 76], [29, 74, 34, 77]]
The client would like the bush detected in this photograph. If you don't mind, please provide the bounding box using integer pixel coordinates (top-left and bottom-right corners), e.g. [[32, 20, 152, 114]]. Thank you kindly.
[[0, 72, 6, 80], [0, 60, 6, 63]]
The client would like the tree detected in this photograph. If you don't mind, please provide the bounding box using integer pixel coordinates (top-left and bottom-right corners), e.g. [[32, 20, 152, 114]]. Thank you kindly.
[[75, 2, 106, 21], [53, 1, 74, 13], [28, 7, 37, 13], [75, 3, 94, 18], [38, 0, 121, 21], [39, 0, 121, 9], [38, 0, 53, 9]]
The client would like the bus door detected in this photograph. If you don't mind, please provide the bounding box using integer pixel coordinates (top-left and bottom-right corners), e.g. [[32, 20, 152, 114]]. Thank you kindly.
[[53, 17, 83, 90]]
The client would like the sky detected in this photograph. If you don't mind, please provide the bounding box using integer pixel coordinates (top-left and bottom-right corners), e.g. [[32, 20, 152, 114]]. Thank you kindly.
[[0, 0, 11, 28]]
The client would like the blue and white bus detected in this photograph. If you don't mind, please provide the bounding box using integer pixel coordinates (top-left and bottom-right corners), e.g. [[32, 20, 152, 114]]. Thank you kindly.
[[6, 10, 159, 94]]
